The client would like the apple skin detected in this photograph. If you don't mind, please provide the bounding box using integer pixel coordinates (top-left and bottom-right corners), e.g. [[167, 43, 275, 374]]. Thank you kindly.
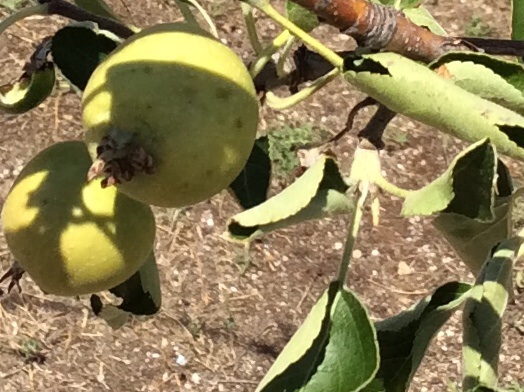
[[81, 22, 260, 208], [1, 141, 156, 297]]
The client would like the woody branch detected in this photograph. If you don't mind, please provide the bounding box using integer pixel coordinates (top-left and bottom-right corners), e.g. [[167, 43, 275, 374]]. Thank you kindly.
[[288, 0, 469, 63]]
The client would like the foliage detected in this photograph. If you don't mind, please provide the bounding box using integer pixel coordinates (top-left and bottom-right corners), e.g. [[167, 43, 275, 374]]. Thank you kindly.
[[267, 123, 325, 177], [0, 0, 523, 391], [0, 0, 30, 11], [464, 16, 493, 38]]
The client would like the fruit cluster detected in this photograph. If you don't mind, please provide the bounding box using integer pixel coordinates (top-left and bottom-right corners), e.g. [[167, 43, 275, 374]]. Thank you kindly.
[[1, 22, 259, 297]]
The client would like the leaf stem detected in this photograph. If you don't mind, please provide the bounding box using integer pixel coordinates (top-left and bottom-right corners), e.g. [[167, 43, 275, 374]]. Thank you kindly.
[[174, 0, 198, 26], [255, 2, 344, 69], [0, 4, 49, 37], [374, 175, 411, 199], [186, 0, 219, 37], [241, 3, 262, 54], [265, 67, 340, 110], [250, 30, 291, 79], [337, 182, 369, 286]]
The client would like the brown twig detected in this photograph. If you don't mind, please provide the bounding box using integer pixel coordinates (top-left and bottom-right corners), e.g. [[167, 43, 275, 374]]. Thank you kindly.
[[329, 96, 377, 144], [288, 0, 468, 62], [285, 0, 524, 62], [358, 104, 397, 149]]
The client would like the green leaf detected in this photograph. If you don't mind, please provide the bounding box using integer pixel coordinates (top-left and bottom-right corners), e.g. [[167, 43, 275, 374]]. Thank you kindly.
[[110, 251, 162, 315], [432, 160, 517, 275], [0, 62, 55, 114], [430, 52, 524, 114], [512, 0, 524, 41], [256, 281, 379, 392], [363, 282, 472, 392], [51, 23, 121, 91], [0, 0, 29, 11], [229, 137, 271, 209], [90, 251, 162, 327], [403, 7, 447, 36], [343, 52, 524, 161], [285, 1, 319, 33], [369, 0, 423, 8], [402, 139, 497, 218], [73, 0, 121, 21], [268, 124, 323, 177], [227, 155, 352, 241], [462, 239, 516, 391], [432, 197, 512, 276]]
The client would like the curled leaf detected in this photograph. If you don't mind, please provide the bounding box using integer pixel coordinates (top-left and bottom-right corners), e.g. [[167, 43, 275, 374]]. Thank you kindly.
[[462, 239, 516, 391], [51, 23, 121, 91], [256, 281, 379, 392], [431, 159, 517, 275], [227, 155, 352, 241], [402, 138, 497, 219], [343, 52, 524, 161], [229, 137, 271, 209], [0, 38, 56, 114], [90, 251, 162, 328], [365, 281, 472, 392], [431, 52, 524, 115]]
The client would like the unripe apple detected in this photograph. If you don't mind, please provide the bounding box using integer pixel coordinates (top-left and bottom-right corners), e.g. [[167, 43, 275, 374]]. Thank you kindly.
[[81, 22, 259, 208], [1, 141, 156, 296]]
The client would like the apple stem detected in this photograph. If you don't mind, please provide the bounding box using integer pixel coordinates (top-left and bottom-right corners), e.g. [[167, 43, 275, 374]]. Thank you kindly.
[[265, 68, 341, 110]]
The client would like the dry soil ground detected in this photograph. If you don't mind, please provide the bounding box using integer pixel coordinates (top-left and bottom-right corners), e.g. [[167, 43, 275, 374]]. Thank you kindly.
[[0, 0, 523, 391]]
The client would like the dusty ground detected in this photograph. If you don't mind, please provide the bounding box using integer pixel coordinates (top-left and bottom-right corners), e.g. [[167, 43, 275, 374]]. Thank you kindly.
[[0, 0, 523, 391]]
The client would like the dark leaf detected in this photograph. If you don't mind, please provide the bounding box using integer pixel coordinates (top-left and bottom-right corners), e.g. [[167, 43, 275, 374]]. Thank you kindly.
[[0, 62, 55, 114], [229, 137, 271, 209], [257, 281, 378, 392], [51, 23, 120, 91], [363, 282, 472, 392]]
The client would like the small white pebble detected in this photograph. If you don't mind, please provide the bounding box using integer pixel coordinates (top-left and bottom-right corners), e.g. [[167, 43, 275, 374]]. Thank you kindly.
[[333, 242, 343, 250], [176, 354, 187, 366], [353, 249, 362, 258]]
